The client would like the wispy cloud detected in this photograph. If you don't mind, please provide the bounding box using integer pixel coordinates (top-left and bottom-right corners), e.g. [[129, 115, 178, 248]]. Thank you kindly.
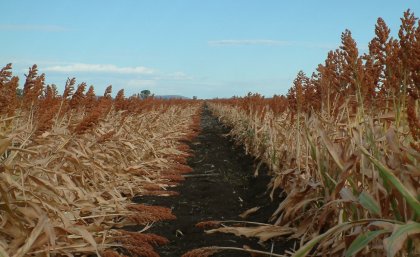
[[43, 63, 155, 75], [0, 24, 68, 32], [208, 39, 336, 49]]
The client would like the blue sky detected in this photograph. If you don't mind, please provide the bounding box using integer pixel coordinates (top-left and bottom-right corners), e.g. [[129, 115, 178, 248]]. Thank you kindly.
[[1, 1, 419, 99]]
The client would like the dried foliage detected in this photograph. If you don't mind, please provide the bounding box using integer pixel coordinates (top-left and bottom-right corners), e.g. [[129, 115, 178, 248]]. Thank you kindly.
[[206, 10, 420, 257], [0, 64, 201, 256]]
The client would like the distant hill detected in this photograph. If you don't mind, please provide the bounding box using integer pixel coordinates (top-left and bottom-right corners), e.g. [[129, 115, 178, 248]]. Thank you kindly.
[[155, 95, 190, 99]]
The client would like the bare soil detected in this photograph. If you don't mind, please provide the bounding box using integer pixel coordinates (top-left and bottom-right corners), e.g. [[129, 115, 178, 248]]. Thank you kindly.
[[131, 106, 293, 256]]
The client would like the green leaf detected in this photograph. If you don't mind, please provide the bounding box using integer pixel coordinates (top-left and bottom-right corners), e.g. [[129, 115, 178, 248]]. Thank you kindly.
[[345, 230, 387, 257], [292, 220, 369, 257], [359, 191, 381, 216], [359, 146, 420, 217], [292, 219, 402, 257], [384, 221, 420, 257]]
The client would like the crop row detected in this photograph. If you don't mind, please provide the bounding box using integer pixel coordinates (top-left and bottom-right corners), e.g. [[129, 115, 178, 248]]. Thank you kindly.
[[0, 64, 201, 257], [202, 10, 419, 257]]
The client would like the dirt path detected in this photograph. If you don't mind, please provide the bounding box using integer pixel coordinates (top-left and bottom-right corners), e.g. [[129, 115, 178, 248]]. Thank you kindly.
[[133, 106, 291, 256]]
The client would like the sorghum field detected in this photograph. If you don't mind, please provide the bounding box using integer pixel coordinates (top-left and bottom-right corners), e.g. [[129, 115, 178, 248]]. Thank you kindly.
[[1, 10, 419, 257]]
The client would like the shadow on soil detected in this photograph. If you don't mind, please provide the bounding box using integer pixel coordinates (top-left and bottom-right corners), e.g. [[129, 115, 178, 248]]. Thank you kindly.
[[132, 106, 293, 257]]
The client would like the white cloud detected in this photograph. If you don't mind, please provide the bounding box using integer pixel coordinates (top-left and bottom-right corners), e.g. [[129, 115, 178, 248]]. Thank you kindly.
[[0, 24, 67, 32], [44, 63, 155, 75], [208, 39, 291, 46]]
